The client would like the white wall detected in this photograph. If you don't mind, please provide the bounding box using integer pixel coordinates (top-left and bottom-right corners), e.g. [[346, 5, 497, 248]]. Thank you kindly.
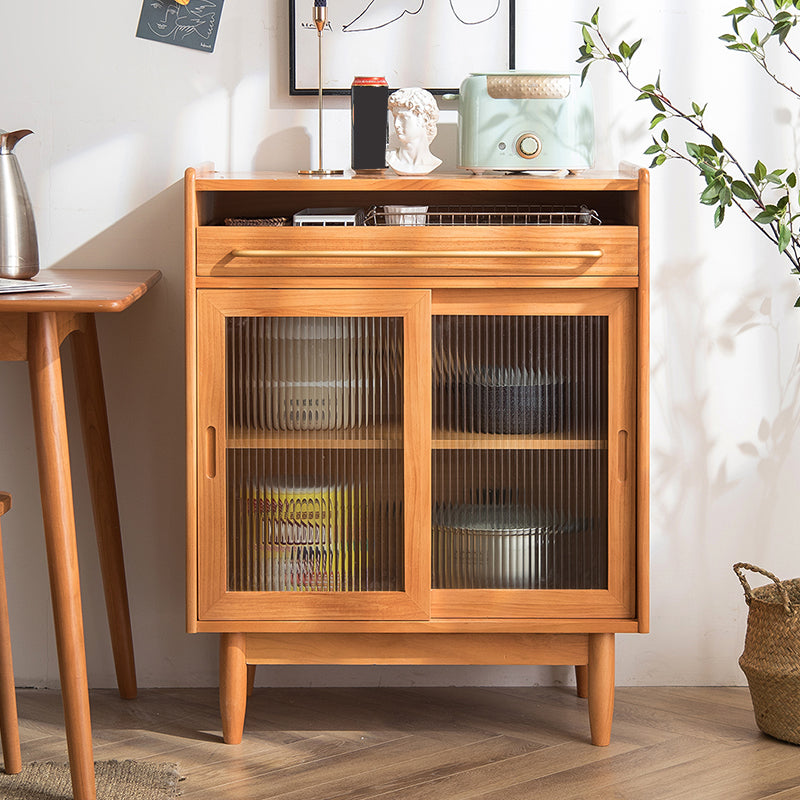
[[2, 0, 799, 690]]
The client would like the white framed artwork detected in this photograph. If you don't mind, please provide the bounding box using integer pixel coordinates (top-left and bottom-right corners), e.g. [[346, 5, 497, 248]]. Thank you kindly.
[[289, 0, 516, 95]]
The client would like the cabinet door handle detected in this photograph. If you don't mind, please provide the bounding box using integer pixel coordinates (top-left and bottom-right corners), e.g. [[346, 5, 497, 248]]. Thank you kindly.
[[618, 429, 628, 482], [230, 249, 604, 260], [205, 426, 217, 479]]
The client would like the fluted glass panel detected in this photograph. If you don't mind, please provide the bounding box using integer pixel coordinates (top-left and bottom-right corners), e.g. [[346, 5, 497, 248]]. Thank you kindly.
[[432, 315, 608, 590], [226, 316, 403, 592]]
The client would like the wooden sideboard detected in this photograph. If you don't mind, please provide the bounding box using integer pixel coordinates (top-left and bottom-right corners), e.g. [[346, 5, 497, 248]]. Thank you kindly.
[[185, 167, 649, 746]]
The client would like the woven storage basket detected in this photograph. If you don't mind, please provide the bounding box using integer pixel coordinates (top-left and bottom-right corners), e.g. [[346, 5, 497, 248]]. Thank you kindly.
[[734, 562, 800, 744]]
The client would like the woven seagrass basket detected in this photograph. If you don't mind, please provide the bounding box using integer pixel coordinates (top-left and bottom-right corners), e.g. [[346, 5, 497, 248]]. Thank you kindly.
[[734, 563, 800, 744]]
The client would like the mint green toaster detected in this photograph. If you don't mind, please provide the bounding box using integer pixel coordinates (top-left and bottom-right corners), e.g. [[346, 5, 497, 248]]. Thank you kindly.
[[457, 73, 594, 173]]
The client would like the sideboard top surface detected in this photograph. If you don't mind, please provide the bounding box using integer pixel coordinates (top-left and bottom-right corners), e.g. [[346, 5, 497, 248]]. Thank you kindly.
[[191, 169, 644, 193]]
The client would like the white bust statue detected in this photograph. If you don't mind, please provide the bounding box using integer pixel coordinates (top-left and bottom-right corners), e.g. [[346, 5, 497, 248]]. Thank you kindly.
[[386, 87, 442, 176]]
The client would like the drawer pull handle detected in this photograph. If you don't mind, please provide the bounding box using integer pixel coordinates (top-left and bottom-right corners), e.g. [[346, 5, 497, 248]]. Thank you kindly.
[[230, 249, 604, 260], [205, 426, 217, 479], [618, 429, 628, 482]]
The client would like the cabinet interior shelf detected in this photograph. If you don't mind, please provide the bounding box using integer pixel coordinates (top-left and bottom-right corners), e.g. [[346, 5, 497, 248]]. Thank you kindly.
[[226, 426, 606, 451], [432, 432, 607, 451], [227, 424, 401, 450]]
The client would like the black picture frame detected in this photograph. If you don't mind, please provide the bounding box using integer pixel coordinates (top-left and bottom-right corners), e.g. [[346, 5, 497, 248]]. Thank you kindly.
[[289, 0, 516, 96]]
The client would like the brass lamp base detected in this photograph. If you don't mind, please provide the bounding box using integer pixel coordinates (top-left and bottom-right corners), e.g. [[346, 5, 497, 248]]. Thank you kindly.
[[300, 7, 343, 176]]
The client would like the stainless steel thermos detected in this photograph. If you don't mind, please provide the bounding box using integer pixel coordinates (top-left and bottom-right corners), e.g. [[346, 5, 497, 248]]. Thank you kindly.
[[351, 77, 389, 173], [0, 129, 39, 279]]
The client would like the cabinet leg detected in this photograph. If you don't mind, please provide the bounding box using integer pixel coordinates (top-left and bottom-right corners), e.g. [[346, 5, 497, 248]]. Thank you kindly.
[[247, 664, 256, 697], [587, 633, 615, 746], [574, 664, 589, 699], [71, 315, 137, 701], [220, 634, 247, 744]]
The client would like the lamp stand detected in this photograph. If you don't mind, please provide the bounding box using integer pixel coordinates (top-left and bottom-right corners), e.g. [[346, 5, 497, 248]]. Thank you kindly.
[[299, 5, 343, 176]]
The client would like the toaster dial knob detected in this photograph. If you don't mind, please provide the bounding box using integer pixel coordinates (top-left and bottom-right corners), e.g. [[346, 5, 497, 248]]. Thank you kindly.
[[516, 133, 541, 159]]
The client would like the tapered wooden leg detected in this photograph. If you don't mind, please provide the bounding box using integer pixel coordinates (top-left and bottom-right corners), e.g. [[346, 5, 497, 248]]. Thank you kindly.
[[220, 633, 248, 744], [28, 312, 96, 800], [0, 497, 21, 775], [247, 664, 256, 697], [575, 664, 589, 699], [588, 632, 615, 746], [71, 315, 137, 700]]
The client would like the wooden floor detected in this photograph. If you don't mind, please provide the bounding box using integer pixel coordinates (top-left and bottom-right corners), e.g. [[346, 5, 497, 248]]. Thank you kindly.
[[5, 686, 800, 799]]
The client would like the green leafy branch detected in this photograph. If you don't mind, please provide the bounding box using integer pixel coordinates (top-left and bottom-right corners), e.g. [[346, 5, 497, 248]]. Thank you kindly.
[[721, 0, 800, 100], [578, 5, 800, 283]]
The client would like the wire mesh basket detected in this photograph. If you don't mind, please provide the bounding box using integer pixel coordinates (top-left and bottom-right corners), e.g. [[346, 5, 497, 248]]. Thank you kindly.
[[224, 217, 289, 226], [365, 204, 601, 227]]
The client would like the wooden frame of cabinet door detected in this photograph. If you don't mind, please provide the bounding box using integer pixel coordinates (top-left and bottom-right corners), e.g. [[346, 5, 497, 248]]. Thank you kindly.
[[429, 287, 637, 620], [194, 288, 432, 622]]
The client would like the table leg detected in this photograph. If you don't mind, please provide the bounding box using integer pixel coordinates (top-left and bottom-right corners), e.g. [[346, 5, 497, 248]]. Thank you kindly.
[[71, 314, 137, 700], [28, 311, 96, 800], [0, 506, 21, 774], [220, 633, 248, 744]]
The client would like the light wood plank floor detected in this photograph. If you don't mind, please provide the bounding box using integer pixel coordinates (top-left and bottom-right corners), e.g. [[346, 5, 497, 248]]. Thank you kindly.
[[5, 686, 800, 799]]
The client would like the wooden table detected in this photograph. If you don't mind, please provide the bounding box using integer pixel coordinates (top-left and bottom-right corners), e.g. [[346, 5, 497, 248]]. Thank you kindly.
[[0, 269, 161, 800]]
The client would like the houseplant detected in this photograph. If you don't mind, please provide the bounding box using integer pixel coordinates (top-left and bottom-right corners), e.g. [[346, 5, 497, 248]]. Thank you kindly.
[[578, 3, 800, 744], [577, 2, 800, 294]]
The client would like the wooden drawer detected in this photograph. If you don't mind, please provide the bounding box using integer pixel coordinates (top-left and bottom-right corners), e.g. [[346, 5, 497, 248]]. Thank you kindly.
[[195, 225, 639, 278]]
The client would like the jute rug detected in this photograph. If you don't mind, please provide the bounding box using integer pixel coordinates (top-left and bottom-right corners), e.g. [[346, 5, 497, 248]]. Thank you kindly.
[[0, 759, 182, 799]]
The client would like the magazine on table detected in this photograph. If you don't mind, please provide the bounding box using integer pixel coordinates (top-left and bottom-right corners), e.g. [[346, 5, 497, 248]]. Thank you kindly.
[[0, 278, 71, 294]]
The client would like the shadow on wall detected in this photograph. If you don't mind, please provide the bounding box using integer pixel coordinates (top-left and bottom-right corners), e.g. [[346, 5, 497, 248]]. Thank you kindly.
[[37, 178, 217, 685], [648, 234, 800, 684], [435, 122, 458, 171], [251, 120, 459, 174], [653, 255, 800, 543], [650, 254, 716, 544], [253, 126, 311, 172], [647, 251, 736, 685], [719, 291, 800, 530]]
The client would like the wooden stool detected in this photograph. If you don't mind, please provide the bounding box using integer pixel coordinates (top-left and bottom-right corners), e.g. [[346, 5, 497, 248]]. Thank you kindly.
[[0, 494, 21, 774]]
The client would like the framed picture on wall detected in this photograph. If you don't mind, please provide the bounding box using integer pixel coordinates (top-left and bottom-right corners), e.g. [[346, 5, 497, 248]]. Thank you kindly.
[[289, 0, 516, 95]]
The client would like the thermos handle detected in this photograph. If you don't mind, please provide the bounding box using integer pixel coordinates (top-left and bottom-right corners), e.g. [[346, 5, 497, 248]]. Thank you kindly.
[[0, 129, 33, 154]]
